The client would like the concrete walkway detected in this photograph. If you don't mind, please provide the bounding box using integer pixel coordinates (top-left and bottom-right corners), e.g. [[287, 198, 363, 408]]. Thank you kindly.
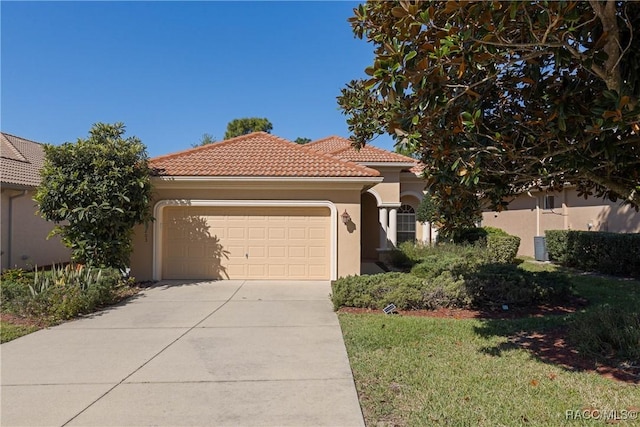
[[1, 281, 364, 427]]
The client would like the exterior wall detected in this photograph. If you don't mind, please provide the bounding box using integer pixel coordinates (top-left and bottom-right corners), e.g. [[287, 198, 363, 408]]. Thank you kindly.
[[361, 192, 380, 260], [129, 182, 365, 281], [1, 188, 70, 270], [399, 181, 427, 197], [482, 189, 640, 257], [564, 191, 640, 232], [482, 193, 538, 257], [369, 169, 401, 204]]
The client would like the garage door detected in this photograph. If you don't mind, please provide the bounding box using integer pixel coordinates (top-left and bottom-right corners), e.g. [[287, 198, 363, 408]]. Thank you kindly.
[[162, 206, 331, 280]]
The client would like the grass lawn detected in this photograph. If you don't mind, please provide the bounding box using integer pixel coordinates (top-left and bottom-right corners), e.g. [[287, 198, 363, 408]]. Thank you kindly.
[[339, 262, 640, 426], [0, 321, 40, 343]]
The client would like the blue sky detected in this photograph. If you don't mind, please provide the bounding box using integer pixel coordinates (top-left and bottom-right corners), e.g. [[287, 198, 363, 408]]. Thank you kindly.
[[1, 1, 395, 157]]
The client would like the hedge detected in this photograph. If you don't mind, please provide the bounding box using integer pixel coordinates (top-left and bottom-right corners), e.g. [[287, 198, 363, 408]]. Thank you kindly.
[[545, 230, 640, 278], [487, 235, 521, 263], [331, 266, 572, 311]]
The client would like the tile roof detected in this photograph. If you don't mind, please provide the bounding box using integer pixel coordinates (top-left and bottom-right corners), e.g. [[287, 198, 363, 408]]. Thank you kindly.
[[304, 136, 355, 154], [1, 132, 46, 188], [306, 135, 422, 170], [150, 132, 380, 178]]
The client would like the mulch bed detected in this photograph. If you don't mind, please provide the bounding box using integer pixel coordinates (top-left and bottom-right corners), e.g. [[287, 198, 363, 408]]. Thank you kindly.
[[338, 300, 639, 384], [0, 312, 48, 329]]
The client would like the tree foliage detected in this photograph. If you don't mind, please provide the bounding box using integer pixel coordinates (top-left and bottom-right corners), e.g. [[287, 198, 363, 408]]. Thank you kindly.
[[224, 117, 273, 139], [191, 133, 216, 147], [35, 123, 153, 269], [339, 0, 640, 233], [294, 137, 312, 144]]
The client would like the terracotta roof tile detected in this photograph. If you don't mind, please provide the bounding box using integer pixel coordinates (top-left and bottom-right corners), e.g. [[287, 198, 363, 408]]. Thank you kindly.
[[150, 132, 380, 178], [409, 163, 425, 175], [1, 133, 46, 188], [305, 135, 354, 154], [306, 135, 422, 168]]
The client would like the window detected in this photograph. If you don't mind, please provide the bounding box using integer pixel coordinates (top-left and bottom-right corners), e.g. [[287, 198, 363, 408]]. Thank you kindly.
[[397, 204, 416, 243], [543, 195, 555, 210]]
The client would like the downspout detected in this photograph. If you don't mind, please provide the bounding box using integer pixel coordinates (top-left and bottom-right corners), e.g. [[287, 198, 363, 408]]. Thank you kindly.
[[562, 188, 569, 230], [7, 190, 27, 268], [527, 191, 540, 236]]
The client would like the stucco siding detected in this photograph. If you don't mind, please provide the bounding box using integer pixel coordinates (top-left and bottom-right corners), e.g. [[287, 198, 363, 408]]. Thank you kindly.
[[482, 196, 538, 257], [1, 189, 70, 269], [361, 192, 379, 259], [565, 191, 640, 232], [369, 169, 401, 204], [483, 189, 640, 257]]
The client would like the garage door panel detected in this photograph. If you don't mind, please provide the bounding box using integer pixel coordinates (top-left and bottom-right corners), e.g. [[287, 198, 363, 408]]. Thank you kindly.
[[268, 228, 286, 239], [248, 228, 266, 239], [248, 264, 266, 276], [226, 264, 246, 277], [309, 246, 326, 258], [288, 265, 307, 276], [268, 246, 286, 258], [288, 246, 307, 258], [162, 206, 330, 280], [186, 243, 204, 257], [227, 227, 245, 239], [248, 246, 266, 257], [226, 245, 245, 258], [288, 228, 306, 240], [309, 227, 326, 239], [308, 265, 326, 278], [268, 264, 287, 277]]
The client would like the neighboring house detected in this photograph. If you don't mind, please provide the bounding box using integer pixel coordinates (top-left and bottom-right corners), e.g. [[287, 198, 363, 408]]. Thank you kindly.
[[482, 188, 640, 258], [129, 132, 430, 281], [0, 132, 70, 270]]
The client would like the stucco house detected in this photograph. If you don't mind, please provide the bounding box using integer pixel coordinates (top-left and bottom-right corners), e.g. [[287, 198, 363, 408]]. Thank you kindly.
[[130, 132, 431, 281], [482, 188, 640, 258], [0, 132, 70, 270]]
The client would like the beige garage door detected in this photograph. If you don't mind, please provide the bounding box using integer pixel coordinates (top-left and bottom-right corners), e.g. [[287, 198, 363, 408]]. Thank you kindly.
[[162, 206, 331, 280]]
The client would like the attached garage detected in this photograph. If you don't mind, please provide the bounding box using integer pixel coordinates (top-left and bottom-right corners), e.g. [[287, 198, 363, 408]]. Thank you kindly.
[[129, 132, 384, 282], [161, 205, 331, 280]]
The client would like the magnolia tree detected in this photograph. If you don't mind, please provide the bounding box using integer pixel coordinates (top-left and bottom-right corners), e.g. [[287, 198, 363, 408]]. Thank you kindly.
[[339, 0, 640, 233], [35, 123, 153, 269]]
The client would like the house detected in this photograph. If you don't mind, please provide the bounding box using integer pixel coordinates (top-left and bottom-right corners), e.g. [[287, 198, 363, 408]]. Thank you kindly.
[[129, 132, 430, 281], [482, 188, 640, 257], [1, 132, 70, 270]]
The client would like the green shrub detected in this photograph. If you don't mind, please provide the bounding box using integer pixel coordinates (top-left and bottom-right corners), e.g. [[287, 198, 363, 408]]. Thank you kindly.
[[423, 271, 470, 308], [486, 235, 521, 263], [331, 271, 468, 311], [331, 273, 425, 310], [396, 240, 424, 261], [483, 226, 510, 237], [2, 264, 130, 322], [545, 230, 640, 277], [391, 241, 436, 267], [451, 227, 488, 245], [1, 269, 32, 310], [388, 248, 414, 269], [463, 264, 572, 309], [332, 263, 572, 311], [545, 230, 571, 264], [411, 253, 484, 279], [569, 305, 640, 362]]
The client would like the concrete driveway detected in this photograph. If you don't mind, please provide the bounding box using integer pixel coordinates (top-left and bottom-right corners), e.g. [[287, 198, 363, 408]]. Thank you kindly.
[[1, 280, 364, 427]]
